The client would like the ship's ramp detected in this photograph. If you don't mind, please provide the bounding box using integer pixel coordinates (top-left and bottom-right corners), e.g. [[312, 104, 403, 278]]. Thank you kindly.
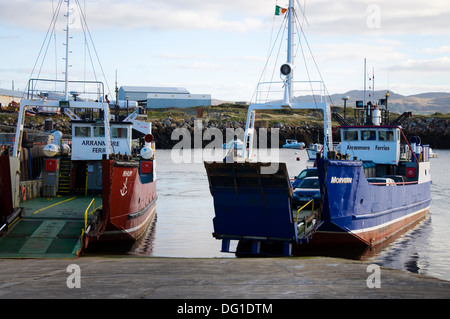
[[0, 196, 98, 258], [204, 162, 298, 255]]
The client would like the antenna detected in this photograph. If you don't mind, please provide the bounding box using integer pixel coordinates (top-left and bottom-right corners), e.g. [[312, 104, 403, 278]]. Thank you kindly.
[[115, 70, 120, 119], [372, 67, 375, 105], [363, 58, 366, 107], [63, 0, 71, 101], [115, 70, 118, 104]]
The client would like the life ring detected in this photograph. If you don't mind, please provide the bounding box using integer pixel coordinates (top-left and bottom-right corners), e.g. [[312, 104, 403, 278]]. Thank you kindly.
[[22, 185, 26, 201]]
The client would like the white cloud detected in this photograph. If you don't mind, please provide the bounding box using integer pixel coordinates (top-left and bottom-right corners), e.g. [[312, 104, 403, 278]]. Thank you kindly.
[[173, 61, 221, 70], [155, 53, 209, 60], [2, 0, 450, 100], [387, 57, 450, 73], [305, 0, 450, 35], [423, 46, 450, 54], [2, 0, 449, 35], [0, 0, 270, 32], [313, 41, 407, 63]]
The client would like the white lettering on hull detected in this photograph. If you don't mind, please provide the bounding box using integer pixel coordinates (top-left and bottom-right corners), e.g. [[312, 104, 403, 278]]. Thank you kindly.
[[330, 177, 353, 184]]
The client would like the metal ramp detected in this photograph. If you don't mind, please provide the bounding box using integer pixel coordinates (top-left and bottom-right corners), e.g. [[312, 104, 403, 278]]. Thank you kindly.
[[205, 162, 300, 256], [0, 196, 98, 258]]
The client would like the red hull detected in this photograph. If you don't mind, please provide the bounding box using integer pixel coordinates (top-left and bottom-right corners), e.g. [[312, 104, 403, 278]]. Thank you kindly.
[[98, 159, 157, 242]]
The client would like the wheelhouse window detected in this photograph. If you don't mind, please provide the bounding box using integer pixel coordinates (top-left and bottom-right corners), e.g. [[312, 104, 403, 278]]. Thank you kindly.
[[378, 130, 395, 141], [111, 127, 128, 138], [361, 130, 376, 141], [75, 126, 91, 137], [93, 126, 105, 137], [343, 130, 359, 141]]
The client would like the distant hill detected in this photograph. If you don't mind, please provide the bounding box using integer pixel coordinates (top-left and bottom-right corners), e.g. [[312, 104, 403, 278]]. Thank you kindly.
[[327, 90, 450, 115], [2, 87, 449, 115], [219, 90, 450, 115]]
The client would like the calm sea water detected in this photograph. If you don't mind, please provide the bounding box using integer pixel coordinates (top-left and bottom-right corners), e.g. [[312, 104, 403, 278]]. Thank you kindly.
[[130, 148, 450, 282]]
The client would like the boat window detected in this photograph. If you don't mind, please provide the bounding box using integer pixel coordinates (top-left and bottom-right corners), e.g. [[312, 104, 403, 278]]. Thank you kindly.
[[111, 127, 128, 138], [378, 130, 395, 141], [361, 130, 376, 141], [93, 126, 105, 137], [343, 130, 358, 141], [75, 126, 91, 137]]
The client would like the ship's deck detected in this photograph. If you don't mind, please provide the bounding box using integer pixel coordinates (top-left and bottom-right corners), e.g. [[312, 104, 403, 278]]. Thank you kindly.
[[0, 195, 101, 258]]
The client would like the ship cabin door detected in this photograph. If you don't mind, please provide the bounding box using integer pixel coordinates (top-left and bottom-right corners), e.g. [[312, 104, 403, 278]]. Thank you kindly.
[[72, 161, 88, 194]]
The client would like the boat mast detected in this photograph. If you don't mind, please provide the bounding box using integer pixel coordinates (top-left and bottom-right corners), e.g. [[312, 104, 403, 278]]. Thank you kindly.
[[242, 0, 333, 159], [64, 0, 71, 101], [284, 0, 294, 105]]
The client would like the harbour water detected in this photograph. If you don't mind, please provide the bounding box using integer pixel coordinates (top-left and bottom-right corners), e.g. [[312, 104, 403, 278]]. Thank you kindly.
[[128, 148, 450, 282]]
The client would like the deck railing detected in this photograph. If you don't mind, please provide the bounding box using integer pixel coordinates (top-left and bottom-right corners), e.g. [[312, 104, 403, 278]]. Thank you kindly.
[[296, 199, 314, 224], [81, 198, 96, 239]]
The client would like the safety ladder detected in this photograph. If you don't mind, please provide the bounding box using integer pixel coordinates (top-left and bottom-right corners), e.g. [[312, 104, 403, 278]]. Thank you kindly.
[[58, 158, 71, 194]]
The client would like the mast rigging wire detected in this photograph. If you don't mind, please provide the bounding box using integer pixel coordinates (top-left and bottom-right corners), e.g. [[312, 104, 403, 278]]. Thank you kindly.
[[24, 0, 112, 100], [250, 0, 334, 107]]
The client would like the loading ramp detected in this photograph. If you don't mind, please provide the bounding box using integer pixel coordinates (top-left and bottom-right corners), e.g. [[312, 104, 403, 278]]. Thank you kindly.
[[204, 161, 321, 256], [0, 196, 99, 258]]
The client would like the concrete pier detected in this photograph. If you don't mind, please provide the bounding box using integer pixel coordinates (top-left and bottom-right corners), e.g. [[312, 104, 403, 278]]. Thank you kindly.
[[0, 256, 449, 299]]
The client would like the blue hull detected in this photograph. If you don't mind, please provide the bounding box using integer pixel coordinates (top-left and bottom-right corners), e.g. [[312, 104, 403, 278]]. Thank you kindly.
[[315, 158, 431, 245], [205, 157, 432, 255]]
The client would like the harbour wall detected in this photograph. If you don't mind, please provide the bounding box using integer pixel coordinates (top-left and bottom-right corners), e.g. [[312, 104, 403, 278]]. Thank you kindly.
[[2, 116, 450, 149], [150, 117, 450, 149]]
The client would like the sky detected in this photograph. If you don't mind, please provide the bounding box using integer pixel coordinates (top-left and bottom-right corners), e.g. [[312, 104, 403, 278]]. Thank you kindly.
[[1, 0, 450, 102]]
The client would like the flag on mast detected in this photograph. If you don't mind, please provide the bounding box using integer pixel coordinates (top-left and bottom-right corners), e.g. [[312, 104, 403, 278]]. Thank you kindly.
[[275, 5, 287, 15]]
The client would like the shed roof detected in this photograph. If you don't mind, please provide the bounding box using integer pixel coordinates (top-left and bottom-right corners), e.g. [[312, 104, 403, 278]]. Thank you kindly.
[[120, 86, 190, 94], [0, 88, 25, 98]]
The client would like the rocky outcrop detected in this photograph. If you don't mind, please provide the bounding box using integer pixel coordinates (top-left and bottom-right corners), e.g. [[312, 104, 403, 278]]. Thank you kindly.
[[402, 117, 450, 149], [151, 117, 450, 149], [2, 113, 450, 149], [151, 118, 331, 149]]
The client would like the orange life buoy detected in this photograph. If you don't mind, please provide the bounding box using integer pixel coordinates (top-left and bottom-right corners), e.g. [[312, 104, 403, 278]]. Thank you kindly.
[[22, 185, 26, 201]]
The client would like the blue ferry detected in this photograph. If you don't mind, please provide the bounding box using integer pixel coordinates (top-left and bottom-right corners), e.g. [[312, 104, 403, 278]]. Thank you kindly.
[[204, 0, 431, 256], [311, 116, 431, 249]]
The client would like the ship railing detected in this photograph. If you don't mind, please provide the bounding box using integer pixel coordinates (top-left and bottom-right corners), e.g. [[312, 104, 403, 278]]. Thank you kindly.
[[26, 78, 105, 102], [295, 199, 321, 238], [81, 198, 96, 238], [369, 181, 418, 186], [296, 199, 314, 224], [253, 81, 327, 105]]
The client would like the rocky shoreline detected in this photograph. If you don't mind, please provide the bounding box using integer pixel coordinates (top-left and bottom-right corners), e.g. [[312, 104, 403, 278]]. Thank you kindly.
[[2, 114, 450, 149], [151, 116, 450, 150]]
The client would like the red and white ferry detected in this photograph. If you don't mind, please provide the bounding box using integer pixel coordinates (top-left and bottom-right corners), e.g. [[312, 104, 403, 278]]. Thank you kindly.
[[4, 0, 156, 248], [13, 92, 157, 246]]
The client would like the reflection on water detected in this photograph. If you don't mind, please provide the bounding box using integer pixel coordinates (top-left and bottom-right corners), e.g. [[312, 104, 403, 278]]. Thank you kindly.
[[83, 216, 157, 256], [368, 217, 433, 276], [127, 216, 158, 256], [100, 149, 450, 281]]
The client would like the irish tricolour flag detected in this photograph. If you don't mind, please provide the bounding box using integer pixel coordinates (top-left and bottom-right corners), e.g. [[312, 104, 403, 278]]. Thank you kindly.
[[275, 5, 287, 15]]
